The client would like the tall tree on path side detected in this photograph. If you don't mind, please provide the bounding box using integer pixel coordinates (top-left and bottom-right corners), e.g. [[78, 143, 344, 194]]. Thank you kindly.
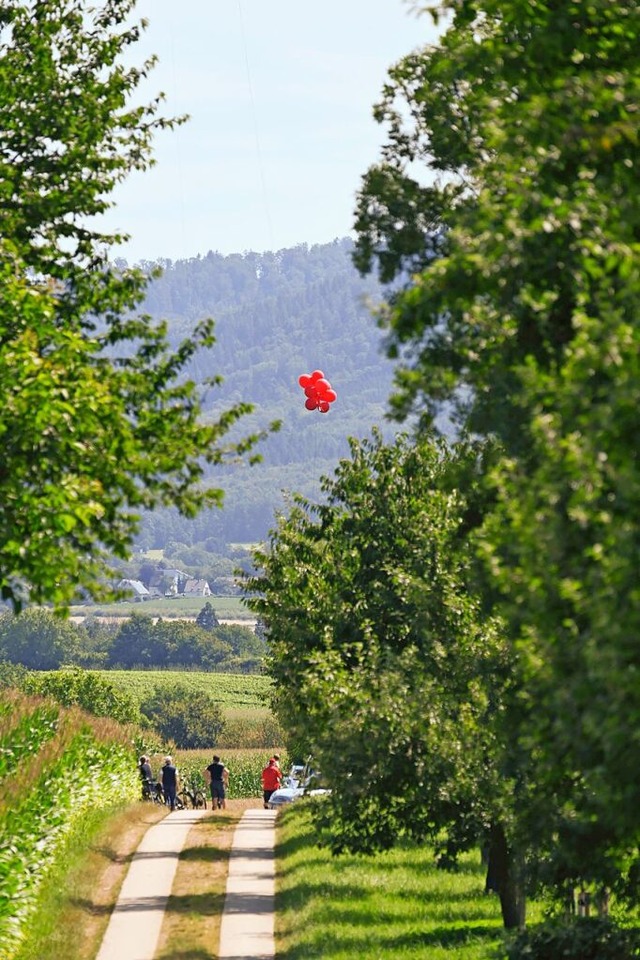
[[0, 0, 270, 610], [354, 0, 640, 909]]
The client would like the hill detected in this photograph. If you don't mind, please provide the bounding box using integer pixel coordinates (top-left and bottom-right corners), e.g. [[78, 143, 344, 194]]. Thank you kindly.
[[129, 238, 400, 548]]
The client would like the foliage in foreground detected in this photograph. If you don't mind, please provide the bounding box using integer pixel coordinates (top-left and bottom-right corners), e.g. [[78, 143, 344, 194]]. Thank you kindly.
[[0, 0, 271, 611], [0, 688, 138, 959], [249, 434, 514, 894], [352, 0, 640, 916], [504, 918, 640, 960]]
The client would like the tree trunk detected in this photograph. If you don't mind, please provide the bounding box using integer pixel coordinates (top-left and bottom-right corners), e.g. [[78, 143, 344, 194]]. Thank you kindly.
[[485, 822, 526, 929]]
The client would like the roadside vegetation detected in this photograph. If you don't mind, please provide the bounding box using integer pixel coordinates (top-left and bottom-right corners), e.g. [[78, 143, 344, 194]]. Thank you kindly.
[[0, 688, 139, 960]]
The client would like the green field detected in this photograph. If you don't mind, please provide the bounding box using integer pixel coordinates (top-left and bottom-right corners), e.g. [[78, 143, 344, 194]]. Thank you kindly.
[[70, 595, 254, 620], [96, 669, 272, 708]]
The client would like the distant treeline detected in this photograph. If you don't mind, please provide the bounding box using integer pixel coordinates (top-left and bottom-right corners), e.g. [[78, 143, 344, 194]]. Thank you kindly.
[[0, 608, 265, 674]]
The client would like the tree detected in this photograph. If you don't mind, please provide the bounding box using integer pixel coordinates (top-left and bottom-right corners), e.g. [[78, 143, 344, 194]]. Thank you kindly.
[[106, 612, 234, 670], [353, 0, 640, 912], [0, 608, 82, 669], [248, 432, 519, 911], [196, 602, 220, 631], [0, 0, 269, 610], [140, 684, 225, 749]]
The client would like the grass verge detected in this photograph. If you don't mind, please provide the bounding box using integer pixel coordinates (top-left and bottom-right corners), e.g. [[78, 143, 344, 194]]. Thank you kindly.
[[275, 801, 543, 960], [13, 801, 167, 960]]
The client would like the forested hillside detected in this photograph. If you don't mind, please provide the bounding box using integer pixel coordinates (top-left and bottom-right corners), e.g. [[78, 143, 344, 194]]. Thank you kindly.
[[129, 238, 403, 547]]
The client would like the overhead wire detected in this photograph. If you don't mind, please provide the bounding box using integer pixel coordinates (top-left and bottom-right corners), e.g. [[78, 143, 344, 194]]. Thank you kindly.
[[237, 0, 275, 252]]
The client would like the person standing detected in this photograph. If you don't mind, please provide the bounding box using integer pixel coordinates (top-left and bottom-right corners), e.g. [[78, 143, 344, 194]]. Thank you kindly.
[[205, 755, 229, 809], [138, 755, 153, 783], [261, 758, 282, 809], [139, 754, 155, 800], [161, 755, 179, 811]]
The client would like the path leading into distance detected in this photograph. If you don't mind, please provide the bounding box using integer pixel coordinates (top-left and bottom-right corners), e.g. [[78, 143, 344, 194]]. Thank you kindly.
[[95, 805, 277, 960]]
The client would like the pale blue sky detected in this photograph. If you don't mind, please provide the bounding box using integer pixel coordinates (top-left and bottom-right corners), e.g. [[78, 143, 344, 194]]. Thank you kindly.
[[102, 1, 440, 264]]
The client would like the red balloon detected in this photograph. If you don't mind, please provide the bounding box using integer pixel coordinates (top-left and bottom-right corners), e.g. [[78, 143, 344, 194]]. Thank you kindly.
[[324, 389, 337, 403], [298, 374, 311, 388], [304, 385, 319, 398], [310, 369, 325, 381], [305, 397, 318, 410], [315, 378, 331, 395], [318, 401, 330, 413]]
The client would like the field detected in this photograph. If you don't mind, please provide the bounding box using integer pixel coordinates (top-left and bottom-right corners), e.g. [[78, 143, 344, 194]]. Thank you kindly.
[[95, 669, 272, 708], [97, 669, 282, 748], [69, 595, 255, 621]]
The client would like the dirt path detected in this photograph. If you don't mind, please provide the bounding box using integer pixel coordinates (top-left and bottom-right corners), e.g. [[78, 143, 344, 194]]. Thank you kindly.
[[94, 800, 274, 960]]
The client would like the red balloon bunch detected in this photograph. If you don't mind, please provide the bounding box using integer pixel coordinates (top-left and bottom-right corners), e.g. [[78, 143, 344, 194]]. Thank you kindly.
[[298, 369, 337, 413]]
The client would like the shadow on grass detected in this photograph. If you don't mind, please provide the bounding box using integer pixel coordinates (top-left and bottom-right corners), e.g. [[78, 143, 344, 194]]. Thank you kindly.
[[276, 831, 324, 863], [155, 951, 213, 960], [164, 891, 226, 916], [277, 922, 501, 958], [69, 897, 114, 917], [70, 891, 226, 919], [201, 813, 236, 827], [180, 844, 230, 863]]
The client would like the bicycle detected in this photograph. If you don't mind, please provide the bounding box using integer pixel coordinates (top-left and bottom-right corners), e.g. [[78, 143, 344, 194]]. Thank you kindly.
[[141, 778, 165, 805], [178, 779, 208, 810]]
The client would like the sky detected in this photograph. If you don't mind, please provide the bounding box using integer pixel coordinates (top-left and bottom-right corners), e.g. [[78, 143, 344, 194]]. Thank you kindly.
[[100, 1, 441, 265]]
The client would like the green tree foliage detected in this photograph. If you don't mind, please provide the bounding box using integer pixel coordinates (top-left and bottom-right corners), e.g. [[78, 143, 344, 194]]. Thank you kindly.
[[107, 613, 234, 670], [196, 601, 220, 630], [140, 683, 225, 749], [353, 0, 640, 914], [249, 432, 510, 864], [0, 608, 81, 669], [0, 0, 264, 610]]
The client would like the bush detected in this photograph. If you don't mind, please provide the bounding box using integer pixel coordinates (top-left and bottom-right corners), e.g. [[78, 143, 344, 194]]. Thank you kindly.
[[504, 918, 640, 960], [140, 683, 225, 749]]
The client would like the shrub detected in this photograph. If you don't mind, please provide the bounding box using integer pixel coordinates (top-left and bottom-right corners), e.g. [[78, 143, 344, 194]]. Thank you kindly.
[[504, 918, 640, 960]]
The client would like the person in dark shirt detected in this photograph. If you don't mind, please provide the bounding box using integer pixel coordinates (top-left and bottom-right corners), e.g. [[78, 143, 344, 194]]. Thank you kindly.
[[204, 754, 229, 810], [161, 755, 179, 811], [139, 755, 153, 782]]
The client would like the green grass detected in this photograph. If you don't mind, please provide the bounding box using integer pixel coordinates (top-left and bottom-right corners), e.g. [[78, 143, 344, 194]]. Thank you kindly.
[[69, 595, 254, 620], [276, 803, 544, 960]]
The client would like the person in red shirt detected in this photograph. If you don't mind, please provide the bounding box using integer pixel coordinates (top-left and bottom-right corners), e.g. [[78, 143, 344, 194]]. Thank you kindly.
[[261, 758, 282, 809]]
